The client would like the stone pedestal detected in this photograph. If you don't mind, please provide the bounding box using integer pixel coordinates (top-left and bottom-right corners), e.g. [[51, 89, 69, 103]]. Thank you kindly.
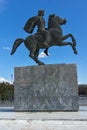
[[14, 64, 79, 111]]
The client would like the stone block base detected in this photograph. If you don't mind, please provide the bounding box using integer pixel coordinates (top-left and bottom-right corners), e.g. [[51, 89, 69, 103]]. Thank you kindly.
[[14, 64, 79, 111]]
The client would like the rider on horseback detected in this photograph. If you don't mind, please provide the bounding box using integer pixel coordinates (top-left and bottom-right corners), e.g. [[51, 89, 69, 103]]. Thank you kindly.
[[11, 10, 77, 65], [37, 10, 50, 47], [24, 9, 50, 47]]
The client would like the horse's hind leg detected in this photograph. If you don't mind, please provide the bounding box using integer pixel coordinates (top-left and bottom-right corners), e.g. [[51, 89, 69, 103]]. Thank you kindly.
[[29, 44, 37, 58], [30, 49, 45, 65], [35, 50, 45, 65]]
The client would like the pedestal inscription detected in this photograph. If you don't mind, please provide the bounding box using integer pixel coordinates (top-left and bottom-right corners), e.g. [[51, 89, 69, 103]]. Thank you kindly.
[[14, 64, 79, 111]]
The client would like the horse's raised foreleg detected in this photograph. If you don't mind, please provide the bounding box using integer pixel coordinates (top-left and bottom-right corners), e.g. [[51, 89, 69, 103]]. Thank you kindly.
[[59, 41, 78, 54], [61, 34, 76, 46]]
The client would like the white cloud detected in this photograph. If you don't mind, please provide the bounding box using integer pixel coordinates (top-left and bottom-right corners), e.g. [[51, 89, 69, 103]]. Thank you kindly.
[[3, 46, 10, 50], [0, 77, 9, 83], [38, 51, 49, 58]]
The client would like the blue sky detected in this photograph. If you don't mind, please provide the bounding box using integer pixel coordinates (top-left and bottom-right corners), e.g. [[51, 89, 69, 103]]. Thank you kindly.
[[0, 0, 87, 84]]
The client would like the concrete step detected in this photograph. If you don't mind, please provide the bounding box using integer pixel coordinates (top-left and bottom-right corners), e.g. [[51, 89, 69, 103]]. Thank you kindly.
[[0, 106, 87, 130]]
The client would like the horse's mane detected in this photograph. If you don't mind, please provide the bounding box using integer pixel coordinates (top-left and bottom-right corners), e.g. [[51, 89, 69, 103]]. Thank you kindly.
[[48, 14, 55, 29], [23, 16, 38, 33]]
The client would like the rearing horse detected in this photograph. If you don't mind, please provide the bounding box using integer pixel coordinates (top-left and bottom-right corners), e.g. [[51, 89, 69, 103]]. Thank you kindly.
[[11, 14, 77, 65], [44, 14, 77, 55]]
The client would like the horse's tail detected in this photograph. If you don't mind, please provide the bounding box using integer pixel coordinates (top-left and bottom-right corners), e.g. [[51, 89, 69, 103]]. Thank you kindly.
[[11, 38, 24, 55]]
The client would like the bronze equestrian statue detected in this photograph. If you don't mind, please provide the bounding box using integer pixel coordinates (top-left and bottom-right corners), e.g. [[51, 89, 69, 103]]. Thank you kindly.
[[11, 10, 78, 65]]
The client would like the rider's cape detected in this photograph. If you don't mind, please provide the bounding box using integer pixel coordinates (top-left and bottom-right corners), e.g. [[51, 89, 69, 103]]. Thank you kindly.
[[23, 16, 38, 34]]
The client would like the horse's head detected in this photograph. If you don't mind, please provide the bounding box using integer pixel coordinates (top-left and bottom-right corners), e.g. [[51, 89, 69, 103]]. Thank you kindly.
[[48, 14, 67, 29], [56, 16, 67, 25]]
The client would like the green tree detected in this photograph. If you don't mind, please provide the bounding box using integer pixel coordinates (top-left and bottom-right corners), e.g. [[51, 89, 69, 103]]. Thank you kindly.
[[0, 82, 14, 101]]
